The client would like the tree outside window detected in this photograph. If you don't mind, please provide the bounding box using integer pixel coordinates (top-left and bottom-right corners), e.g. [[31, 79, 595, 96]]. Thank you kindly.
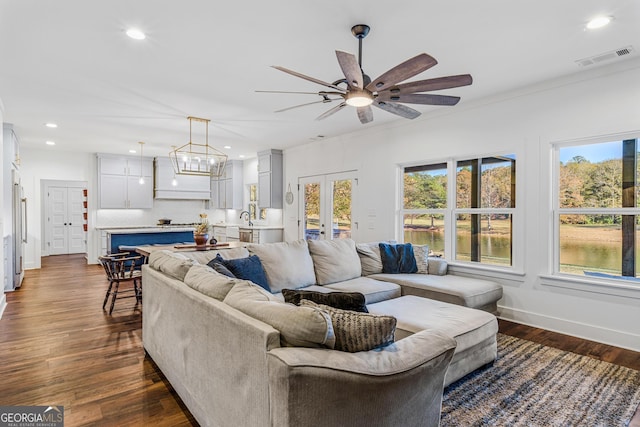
[[556, 138, 640, 280]]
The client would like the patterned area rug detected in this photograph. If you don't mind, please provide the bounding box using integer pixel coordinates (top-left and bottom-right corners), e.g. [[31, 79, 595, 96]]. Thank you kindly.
[[441, 334, 640, 426]]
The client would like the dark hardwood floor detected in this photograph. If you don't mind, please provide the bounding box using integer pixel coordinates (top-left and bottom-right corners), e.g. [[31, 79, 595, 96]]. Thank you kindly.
[[0, 254, 638, 426]]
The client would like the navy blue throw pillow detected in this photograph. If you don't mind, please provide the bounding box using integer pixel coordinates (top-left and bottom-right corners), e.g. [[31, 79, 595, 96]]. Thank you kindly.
[[379, 243, 418, 274], [207, 254, 236, 278], [222, 255, 271, 291]]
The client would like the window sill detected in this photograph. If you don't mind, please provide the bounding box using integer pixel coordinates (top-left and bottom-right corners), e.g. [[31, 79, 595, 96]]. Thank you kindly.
[[447, 262, 526, 282], [539, 274, 640, 299]]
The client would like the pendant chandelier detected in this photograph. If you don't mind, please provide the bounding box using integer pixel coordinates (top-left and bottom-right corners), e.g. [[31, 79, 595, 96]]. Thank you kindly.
[[169, 116, 228, 177]]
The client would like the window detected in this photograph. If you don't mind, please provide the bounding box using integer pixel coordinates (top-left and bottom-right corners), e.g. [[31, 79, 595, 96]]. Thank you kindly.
[[248, 184, 266, 221], [403, 163, 447, 256], [555, 138, 640, 280], [402, 154, 516, 267]]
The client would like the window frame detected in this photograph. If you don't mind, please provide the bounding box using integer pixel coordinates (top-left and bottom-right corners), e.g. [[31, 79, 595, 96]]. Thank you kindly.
[[399, 152, 522, 273], [551, 133, 640, 280]]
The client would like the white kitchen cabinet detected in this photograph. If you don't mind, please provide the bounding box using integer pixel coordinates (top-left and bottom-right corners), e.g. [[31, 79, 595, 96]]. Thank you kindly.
[[154, 156, 211, 200], [98, 154, 153, 209], [240, 227, 283, 244], [257, 149, 283, 209], [211, 160, 243, 209]]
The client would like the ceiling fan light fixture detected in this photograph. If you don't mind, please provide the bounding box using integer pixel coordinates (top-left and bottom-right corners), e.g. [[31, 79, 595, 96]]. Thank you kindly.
[[345, 91, 373, 107]]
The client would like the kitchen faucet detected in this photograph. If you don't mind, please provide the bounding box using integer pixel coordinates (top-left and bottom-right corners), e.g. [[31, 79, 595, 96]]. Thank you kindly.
[[239, 211, 253, 227]]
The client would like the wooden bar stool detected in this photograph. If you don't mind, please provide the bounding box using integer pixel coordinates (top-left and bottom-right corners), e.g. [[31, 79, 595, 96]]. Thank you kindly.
[[99, 252, 143, 314]]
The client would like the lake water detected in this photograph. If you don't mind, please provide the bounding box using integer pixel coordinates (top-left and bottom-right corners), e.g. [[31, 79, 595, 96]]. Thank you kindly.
[[405, 229, 638, 276]]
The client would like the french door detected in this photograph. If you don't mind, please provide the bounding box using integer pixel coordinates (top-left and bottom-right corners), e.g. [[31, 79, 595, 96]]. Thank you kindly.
[[49, 186, 86, 255], [299, 171, 357, 241]]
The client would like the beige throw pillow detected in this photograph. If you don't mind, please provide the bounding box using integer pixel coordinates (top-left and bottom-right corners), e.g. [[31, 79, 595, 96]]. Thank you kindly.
[[248, 240, 316, 292], [184, 264, 237, 301], [148, 250, 195, 281], [301, 300, 396, 353], [413, 245, 429, 274], [224, 280, 335, 348], [308, 238, 361, 285]]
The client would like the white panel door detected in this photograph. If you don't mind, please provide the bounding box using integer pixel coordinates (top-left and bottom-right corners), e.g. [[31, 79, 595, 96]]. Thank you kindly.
[[49, 187, 68, 255], [48, 187, 86, 255]]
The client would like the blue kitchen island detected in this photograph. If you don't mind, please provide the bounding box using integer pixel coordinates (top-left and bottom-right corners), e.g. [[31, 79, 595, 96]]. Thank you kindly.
[[99, 227, 196, 254]]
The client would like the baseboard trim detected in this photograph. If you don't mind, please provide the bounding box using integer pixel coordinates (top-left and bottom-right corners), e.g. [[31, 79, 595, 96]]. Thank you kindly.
[[498, 305, 640, 353], [0, 294, 6, 319]]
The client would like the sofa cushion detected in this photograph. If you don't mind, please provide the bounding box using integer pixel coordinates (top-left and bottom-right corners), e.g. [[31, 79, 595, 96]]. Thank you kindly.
[[379, 243, 418, 274], [300, 300, 396, 353], [356, 243, 384, 276], [428, 257, 448, 275], [323, 277, 401, 304], [308, 238, 361, 285], [369, 273, 503, 311], [224, 280, 335, 348], [282, 288, 368, 313], [207, 254, 236, 278], [148, 250, 196, 281], [180, 247, 250, 264], [184, 264, 237, 301], [367, 295, 497, 354], [413, 245, 429, 274], [222, 255, 270, 291], [248, 240, 316, 292]]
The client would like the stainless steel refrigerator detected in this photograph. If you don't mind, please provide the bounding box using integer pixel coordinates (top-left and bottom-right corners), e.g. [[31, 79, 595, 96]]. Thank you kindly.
[[7, 168, 26, 290]]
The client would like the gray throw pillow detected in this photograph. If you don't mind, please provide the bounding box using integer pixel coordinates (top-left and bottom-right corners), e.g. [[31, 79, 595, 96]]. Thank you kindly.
[[282, 289, 368, 313], [356, 243, 384, 276], [300, 300, 396, 353]]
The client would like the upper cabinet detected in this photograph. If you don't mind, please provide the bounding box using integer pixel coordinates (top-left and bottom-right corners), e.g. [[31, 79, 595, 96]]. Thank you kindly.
[[211, 160, 243, 209], [154, 156, 211, 200], [258, 149, 283, 209], [97, 154, 153, 209], [3, 124, 20, 169]]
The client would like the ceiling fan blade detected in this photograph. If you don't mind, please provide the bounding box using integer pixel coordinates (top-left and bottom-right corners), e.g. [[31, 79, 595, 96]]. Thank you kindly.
[[373, 101, 421, 119], [256, 90, 346, 96], [275, 98, 341, 113], [316, 102, 347, 121], [271, 66, 345, 91], [380, 74, 473, 95], [336, 50, 363, 89], [377, 93, 460, 106], [256, 90, 326, 95], [357, 106, 373, 124], [365, 53, 438, 92]]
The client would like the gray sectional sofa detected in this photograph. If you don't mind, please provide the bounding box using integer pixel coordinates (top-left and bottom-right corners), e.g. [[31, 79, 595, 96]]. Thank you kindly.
[[142, 238, 502, 427]]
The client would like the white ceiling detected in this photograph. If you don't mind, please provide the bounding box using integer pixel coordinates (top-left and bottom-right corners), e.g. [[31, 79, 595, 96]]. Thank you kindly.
[[1, 0, 638, 159]]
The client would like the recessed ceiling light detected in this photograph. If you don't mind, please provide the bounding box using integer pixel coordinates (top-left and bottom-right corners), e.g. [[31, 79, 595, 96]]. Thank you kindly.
[[224, 145, 232, 149], [126, 28, 146, 40], [129, 149, 136, 154], [45, 141, 55, 146], [239, 154, 245, 158], [587, 16, 612, 30], [45, 123, 58, 128]]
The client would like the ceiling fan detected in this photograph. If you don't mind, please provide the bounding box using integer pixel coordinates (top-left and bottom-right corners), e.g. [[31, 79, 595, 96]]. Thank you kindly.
[[259, 24, 473, 124]]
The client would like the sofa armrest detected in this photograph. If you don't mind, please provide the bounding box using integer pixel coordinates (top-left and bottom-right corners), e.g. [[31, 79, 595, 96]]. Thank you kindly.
[[267, 329, 456, 427], [428, 256, 448, 275]]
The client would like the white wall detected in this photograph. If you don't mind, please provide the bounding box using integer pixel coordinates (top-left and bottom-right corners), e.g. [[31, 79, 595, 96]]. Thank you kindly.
[[0, 99, 5, 317], [283, 57, 640, 351], [18, 151, 282, 266]]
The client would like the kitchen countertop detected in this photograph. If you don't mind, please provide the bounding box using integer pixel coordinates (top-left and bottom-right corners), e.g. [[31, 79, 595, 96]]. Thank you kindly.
[[211, 223, 284, 230], [96, 226, 196, 234]]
